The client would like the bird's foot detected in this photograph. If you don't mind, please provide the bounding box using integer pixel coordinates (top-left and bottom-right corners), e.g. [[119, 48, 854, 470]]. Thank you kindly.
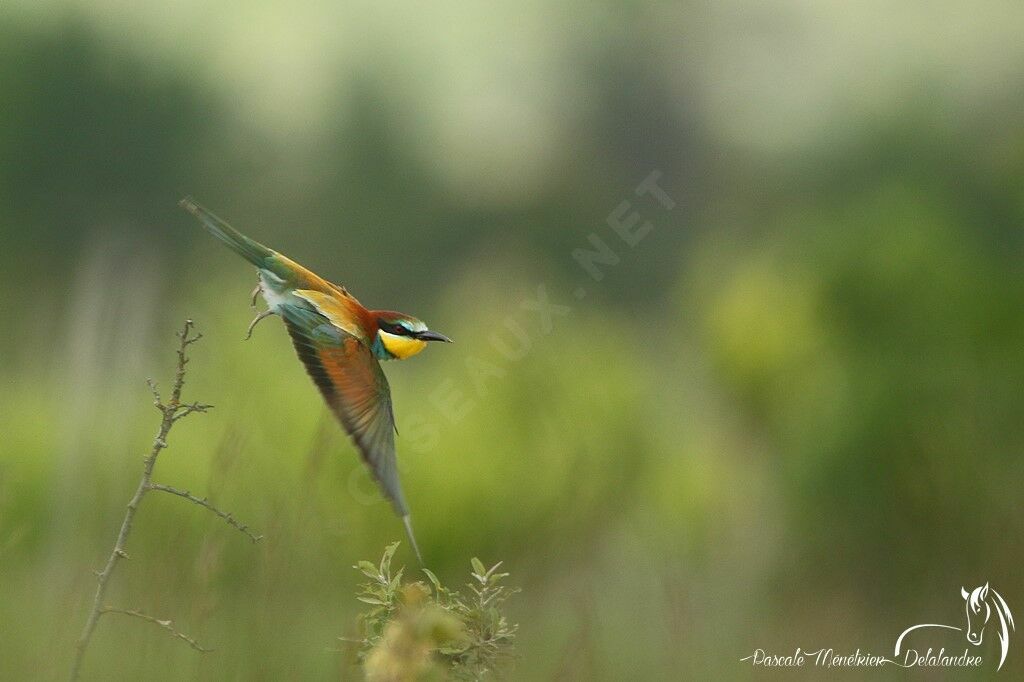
[[250, 284, 261, 310], [245, 310, 274, 340]]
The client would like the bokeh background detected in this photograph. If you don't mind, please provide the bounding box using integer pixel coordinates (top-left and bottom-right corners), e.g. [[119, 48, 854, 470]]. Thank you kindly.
[[2, 1, 1023, 679]]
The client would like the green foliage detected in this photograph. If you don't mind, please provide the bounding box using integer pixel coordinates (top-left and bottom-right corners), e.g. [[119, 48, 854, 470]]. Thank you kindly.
[[350, 543, 518, 681]]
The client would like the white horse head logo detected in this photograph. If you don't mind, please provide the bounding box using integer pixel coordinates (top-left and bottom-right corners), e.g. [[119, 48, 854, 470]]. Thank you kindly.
[[962, 583, 1014, 666], [896, 583, 1015, 671]]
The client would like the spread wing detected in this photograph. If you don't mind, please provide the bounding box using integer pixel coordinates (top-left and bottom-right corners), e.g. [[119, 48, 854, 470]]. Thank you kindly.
[[277, 303, 408, 518]]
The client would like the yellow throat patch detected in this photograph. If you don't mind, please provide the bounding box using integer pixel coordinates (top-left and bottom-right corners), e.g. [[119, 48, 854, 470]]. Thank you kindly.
[[378, 330, 428, 360]]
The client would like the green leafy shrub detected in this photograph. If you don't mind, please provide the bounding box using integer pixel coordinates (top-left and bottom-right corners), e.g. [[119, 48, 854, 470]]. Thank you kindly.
[[347, 543, 518, 681]]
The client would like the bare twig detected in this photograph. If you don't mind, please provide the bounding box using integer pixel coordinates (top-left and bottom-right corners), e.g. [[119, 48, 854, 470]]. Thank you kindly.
[[99, 608, 212, 653], [148, 483, 263, 543], [172, 401, 214, 422], [69, 320, 259, 681]]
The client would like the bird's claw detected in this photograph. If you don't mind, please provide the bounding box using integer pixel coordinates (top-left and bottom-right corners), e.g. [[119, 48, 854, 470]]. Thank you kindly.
[[245, 310, 274, 340], [250, 284, 261, 310]]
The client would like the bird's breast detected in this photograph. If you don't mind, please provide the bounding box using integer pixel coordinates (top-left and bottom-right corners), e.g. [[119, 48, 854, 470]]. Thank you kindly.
[[258, 270, 294, 313]]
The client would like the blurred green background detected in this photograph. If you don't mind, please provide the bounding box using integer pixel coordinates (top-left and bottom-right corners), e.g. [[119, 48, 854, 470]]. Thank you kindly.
[[2, 1, 1023, 679]]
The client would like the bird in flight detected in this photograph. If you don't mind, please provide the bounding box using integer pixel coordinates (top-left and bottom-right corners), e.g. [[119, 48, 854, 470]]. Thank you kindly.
[[180, 198, 451, 562]]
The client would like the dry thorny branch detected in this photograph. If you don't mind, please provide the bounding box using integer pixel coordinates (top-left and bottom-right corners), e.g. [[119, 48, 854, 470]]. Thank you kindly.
[[69, 319, 261, 681]]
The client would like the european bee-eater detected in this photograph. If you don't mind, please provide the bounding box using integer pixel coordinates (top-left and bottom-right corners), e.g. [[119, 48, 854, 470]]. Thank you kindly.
[[180, 198, 451, 562]]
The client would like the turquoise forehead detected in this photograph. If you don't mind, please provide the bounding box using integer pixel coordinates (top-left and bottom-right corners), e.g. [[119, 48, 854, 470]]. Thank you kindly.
[[394, 318, 428, 332]]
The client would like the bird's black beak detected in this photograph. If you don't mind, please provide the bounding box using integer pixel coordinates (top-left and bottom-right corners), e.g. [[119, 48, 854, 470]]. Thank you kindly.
[[417, 330, 453, 343]]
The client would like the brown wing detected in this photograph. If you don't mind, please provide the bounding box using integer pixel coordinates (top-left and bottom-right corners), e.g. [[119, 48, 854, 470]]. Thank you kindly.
[[278, 303, 408, 517]]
